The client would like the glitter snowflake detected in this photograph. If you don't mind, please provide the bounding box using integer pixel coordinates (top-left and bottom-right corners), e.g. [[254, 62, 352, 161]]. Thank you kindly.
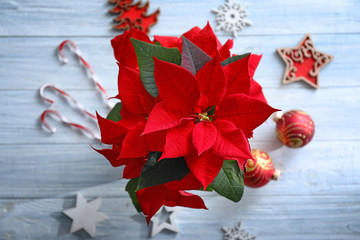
[[212, 0, 251, 38], [222, 222, 256, 240]]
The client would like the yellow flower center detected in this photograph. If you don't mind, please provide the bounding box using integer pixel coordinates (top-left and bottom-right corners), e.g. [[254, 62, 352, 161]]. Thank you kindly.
[[197, 112, 211, 123]]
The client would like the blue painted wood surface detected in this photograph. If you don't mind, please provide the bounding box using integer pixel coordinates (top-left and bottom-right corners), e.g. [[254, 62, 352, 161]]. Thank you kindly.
[[0, 0, 360, 239]]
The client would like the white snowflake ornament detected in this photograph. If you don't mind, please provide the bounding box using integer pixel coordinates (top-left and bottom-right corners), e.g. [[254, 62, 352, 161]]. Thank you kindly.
[[222, 222, 256, 240], [212, 0, 251, 37]]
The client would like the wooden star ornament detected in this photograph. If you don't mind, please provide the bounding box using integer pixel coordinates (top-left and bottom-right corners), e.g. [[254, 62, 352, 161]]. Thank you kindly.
[[150, 206, 180, 237], [63, 193, 108, 238], [277, 33, 334, 88]]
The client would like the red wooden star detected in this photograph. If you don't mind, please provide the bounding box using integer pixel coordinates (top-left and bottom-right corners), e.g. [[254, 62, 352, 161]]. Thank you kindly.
[[277, 33, 334, 88], [109, 1, 160, 33]]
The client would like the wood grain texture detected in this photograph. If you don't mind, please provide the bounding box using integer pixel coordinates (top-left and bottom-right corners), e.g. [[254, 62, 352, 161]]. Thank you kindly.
[[0, 0, 359, 239], [1, 141, 359, 198], [0, 181, 359, 240], [0, 0, 359, 36]]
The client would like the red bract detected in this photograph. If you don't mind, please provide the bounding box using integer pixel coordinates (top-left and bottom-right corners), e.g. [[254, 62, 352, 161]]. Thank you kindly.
[[115, 64, 154, 115], [111, 28, 152, 69], [137, 172, 206, 224], [224, 54, 261, 96]]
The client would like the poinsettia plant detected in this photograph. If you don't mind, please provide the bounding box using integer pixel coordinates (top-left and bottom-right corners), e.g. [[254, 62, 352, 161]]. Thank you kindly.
[[95, 23, 278, 224]]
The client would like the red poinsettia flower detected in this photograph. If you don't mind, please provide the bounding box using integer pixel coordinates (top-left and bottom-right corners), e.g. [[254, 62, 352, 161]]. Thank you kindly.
[[95, 24, 278, 224], [142, 56, 278, 188]]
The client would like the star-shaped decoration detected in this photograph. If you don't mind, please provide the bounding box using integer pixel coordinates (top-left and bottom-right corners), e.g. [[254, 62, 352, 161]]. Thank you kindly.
[[277, 33, 334, 88], [63, 193, 108, 238], [222, 222, 256, 240], [150, 206, 180, 237]]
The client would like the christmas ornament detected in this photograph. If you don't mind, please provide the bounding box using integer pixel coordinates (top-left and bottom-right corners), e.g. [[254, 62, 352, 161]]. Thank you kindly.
[[150, 206, 180, 237], [273, 110, 315, 148], [212, 0, 251, 38], [95, 23, 278, 224], [63, 193, 108, 237], [109, 0, 160, 33], [222, 222, 256, 240], [244, 149, 280, 188], [277, 33, 334, 88], [109, 0, 133, 10]]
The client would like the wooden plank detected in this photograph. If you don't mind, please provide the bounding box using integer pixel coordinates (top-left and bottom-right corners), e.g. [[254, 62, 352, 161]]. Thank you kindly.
[[0, 37, 118, 90], [0, 0, 359, 37], [0, 183, 359, 239], [0, 33, 358, 90], [0, 144, 124, 198], [0, 87, 358, 145], [0, 89, 113, 145], [1, 141, 359, 198]]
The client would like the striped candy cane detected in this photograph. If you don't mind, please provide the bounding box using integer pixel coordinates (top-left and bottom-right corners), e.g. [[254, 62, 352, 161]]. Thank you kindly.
[[58, 40, 114, 109], [39, 83, 97, 121], [40, 109, 101, 141]]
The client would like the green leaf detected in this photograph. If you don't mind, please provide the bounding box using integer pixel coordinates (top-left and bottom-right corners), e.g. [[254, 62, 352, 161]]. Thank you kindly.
[[181, 36, 211, 75], [106, 102, 122, 122], [136, 152, 190, 190], [131, 38, 181, 97], [199, 185, 213, 192], [221, 53, 251, 67], [125, 177, 142, 213], [211, 160, 244, 202]]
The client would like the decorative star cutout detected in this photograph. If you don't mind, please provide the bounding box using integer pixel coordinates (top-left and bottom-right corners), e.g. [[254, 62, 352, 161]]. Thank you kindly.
[[222, 222, 256, 240], [277, 33, 334, 88], [150, 206, 180, 237], [63, 193, 108, 238]]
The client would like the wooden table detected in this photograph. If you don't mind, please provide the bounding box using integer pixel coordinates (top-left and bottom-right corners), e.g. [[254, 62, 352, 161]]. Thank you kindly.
[[1, 0, 359, 239]]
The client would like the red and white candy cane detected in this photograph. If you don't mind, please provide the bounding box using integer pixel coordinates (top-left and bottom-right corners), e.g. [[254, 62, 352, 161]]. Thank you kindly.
[[58, 40, 114, 109], [39, 83, 97, 121], [40, 109, 101, 141]]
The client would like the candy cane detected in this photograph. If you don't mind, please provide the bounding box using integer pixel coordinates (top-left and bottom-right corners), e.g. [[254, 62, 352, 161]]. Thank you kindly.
[[58, 40, 114, 109], [40, 109, 101, 141], [39, 83, 97, 121]]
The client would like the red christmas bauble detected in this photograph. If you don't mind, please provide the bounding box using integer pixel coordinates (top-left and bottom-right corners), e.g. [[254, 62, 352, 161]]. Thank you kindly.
[[273, 110, 315, 148], [244, 149, 280, 188]]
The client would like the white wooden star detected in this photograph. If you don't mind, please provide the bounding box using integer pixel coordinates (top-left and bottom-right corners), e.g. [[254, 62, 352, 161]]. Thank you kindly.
[[150, 206, 180, 237], [63, 193, 108, 238]]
